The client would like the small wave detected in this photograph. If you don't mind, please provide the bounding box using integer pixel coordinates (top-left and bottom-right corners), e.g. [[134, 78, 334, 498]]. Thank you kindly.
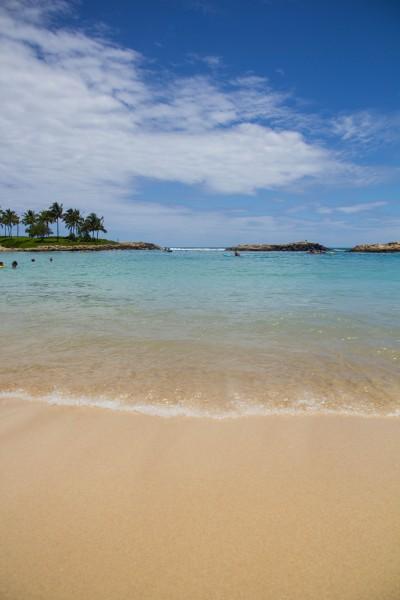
[[1, 389, 399, 419], [169, 247, 225, 252], [0, 390, 286, 418]]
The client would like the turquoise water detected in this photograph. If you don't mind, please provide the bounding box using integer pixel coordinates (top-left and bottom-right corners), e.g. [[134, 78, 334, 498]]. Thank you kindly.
[[1, 249, 399, 416]]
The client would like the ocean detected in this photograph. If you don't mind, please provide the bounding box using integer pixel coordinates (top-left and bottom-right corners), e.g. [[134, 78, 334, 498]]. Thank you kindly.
[[1, 248, 399, 417]]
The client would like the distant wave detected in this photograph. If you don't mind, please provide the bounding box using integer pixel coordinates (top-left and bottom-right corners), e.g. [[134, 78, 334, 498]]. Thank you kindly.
[[169, 247, 225, 251]]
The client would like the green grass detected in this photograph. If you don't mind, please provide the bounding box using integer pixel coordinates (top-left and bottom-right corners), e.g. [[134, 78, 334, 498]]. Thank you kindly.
[[0, 236, 116, 248]]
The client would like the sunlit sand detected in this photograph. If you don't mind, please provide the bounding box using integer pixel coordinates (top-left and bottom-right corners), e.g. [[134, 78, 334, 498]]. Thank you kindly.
[[1, 397, 399, 600]]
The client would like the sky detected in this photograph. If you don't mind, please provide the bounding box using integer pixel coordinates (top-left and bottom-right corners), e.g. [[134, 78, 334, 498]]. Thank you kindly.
[[0, 0, 399, 246]]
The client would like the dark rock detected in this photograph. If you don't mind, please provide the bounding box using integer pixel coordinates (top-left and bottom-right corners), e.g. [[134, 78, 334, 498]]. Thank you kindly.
[[350, 242, 400, 253], [226, 241, 328, 252]]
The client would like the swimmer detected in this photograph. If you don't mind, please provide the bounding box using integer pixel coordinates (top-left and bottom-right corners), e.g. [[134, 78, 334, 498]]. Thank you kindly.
[[12, 261, 18, 269]]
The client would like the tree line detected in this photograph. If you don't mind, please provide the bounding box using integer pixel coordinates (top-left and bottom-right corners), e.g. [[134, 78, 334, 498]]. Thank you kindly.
[[0, 203, 107, 241]]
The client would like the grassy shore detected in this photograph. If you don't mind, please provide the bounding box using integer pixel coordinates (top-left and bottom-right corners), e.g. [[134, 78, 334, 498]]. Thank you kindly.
[[0, 237, 161, 252], [0, 236, 115, 249]]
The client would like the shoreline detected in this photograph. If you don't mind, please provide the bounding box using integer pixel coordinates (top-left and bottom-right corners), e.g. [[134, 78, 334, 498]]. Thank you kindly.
[[2, 240, 400, 253], [1, 389, 400, 419], [1, 397, 400, 600], [0, 241, 161, 252]]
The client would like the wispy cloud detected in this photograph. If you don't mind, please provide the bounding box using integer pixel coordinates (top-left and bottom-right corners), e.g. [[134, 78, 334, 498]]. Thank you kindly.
[[332, 111, 400, 148], [317, 201, 388, 215], [187, 52, 222, 68]]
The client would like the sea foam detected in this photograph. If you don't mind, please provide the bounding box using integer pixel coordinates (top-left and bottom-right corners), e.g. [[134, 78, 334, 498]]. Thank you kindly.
[[1, 390, 398, 419]]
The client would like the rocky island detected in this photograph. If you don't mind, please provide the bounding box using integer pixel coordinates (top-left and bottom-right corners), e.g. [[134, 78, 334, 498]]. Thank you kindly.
[[226, 241, 328, 252], [350, 241, 400, 253]]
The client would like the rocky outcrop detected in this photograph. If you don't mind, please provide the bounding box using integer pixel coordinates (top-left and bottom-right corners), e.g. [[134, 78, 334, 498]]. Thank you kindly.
[[226, 241, 328, 252], [114, 242, 162, 251], [350, 241, 400, 253], [0, 241, 161, 252]]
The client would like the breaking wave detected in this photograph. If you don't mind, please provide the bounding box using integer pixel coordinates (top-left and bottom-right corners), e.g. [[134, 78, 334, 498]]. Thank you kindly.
[[1, 389, 399, 419]]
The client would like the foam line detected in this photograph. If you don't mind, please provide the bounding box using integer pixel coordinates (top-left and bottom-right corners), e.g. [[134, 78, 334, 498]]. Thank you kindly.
[[1, 390, 399, 419]]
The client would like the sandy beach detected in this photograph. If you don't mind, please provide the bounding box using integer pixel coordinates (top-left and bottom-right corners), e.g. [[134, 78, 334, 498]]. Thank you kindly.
[[2, 0, 400, 598], [1, 396, 399, 600]]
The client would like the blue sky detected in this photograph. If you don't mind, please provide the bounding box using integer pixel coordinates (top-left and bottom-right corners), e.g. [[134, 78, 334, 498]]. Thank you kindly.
[[0, 0, 399, 245]]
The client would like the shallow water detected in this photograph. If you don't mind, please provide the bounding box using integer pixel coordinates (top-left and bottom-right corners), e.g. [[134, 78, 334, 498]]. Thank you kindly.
[[1, 249, 399, 416]]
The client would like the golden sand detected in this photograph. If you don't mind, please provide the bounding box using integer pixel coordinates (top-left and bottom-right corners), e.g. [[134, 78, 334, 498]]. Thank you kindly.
[[1, 397, 400, 599]]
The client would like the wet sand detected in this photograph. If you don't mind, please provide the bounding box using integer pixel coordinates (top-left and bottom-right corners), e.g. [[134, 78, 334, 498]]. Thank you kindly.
[[1, 397, 400, 600]]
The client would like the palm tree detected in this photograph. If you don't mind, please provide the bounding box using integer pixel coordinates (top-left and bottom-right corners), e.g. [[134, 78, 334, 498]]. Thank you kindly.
[[82, 213, 106, 240], [83, 213, 96, 240], [1, 209, 10, 236], [14, 213, 20, 237], [38, 210, 53, 237], [22, 210, 38, 237], [78, 216, 92, 240], [2, 209, 19, 237], [49, 202, 63, 240], [63, 208, 82, 238], [95, 216, 107, 240], [1, 206, 107, 242]]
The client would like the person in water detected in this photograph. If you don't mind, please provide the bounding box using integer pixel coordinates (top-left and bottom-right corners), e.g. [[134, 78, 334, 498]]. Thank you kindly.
[[12, 261, 18, 269], [234, 250, 240, 257]]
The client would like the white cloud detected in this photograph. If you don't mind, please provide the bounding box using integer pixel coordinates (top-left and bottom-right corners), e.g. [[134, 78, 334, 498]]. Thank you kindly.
[[337, 201, 388, 214], [0, 2, 356, 206], [332, 111, 400, 147], [187, 53, 222, 67], [1, 0, 70, 24], [317, 201, 388, 215]]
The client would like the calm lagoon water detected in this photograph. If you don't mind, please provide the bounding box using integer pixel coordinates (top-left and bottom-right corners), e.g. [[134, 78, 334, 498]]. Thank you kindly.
[[1, 249, 399, 416]]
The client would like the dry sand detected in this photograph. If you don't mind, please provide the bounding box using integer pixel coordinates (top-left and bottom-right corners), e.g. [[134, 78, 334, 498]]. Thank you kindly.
[[1, 397, 400, 600]]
